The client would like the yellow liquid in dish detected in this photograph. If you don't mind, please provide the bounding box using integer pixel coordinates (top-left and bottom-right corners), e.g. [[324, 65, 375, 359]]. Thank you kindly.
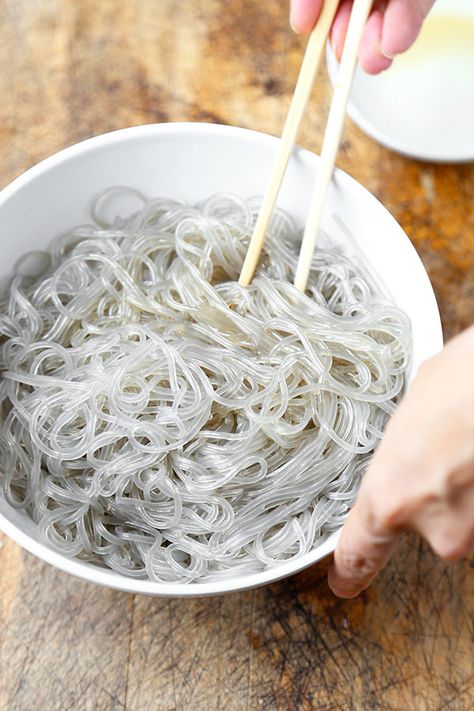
[[397, 13, 474, 65]]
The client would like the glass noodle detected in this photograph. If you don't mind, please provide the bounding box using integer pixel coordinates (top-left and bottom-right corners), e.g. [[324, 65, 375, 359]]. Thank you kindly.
[[0, 190, 411, 582]]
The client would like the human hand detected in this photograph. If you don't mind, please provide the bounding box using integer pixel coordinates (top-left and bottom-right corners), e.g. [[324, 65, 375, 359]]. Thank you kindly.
[[328, 325, 474, 598], [290, 0, 436, 74]]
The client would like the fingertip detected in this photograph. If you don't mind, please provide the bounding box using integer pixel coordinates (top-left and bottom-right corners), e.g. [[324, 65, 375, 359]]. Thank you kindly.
[[360, 54, 392, 75], [358, 8, 392, 75], [327, 494, 400, 598], [329, 546, 376, 597], [328, 562, 364, 598], [331, 587, 363, 599], [380, 0, 429, 57], [290, 0, 324, 34], [331, 0, 353, 61]]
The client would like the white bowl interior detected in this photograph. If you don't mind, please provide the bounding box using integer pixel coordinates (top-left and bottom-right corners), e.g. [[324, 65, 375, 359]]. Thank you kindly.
[[0, 123, 443, 596]]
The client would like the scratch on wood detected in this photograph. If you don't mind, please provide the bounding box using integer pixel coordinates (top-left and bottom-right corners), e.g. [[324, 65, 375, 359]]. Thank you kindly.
[[247, 589, 256, 711], [168, 600, 179, 711], [124, 593, 135, 711]]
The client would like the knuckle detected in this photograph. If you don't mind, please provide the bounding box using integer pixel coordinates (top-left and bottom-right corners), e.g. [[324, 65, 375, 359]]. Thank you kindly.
[[440, 475, 456, 501], [338, 549, 379, 580], [416, 356, 433, 378], [361, 489, 404, 534], [444, 464, 473, 500], [371, 491, 421, 532], [431, 534, 472, 561], [376, 502, 406, 532], [434, 543, 462, 561], [380, 488, 442, 530], [415, 354, 437, 384]]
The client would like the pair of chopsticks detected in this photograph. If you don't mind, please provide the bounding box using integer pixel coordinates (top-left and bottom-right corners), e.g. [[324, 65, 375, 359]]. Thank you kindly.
[[239, 0, 373, 292]]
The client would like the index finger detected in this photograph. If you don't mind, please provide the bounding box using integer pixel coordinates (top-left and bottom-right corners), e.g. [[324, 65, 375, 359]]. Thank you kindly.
[[328, 483, 401, 598]]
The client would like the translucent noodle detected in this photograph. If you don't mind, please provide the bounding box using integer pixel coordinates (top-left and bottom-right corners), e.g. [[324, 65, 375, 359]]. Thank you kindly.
[[0, 190, 411, 582]]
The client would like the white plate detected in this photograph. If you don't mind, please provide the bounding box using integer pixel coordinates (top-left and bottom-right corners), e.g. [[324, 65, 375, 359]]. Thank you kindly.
[[0, 123, 443, 596], [327, 0, 474, 162]]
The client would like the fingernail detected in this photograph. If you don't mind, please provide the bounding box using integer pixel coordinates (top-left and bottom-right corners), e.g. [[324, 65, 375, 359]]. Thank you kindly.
[[290, 14, 300, 34], [381, 47, 396, 60], [335, 33, 345, 62], [330, 585, 362, 599]]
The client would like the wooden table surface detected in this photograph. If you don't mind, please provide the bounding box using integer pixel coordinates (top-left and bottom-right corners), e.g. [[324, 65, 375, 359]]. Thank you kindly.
[[0, 2, 473, 709]]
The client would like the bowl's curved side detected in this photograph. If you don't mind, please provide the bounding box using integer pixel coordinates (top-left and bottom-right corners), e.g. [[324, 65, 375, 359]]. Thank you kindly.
[[0, 507, 341, 596], [0, 122, 443, 596]]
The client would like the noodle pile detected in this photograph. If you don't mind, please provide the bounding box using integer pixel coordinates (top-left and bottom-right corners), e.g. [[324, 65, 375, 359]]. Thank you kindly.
[[0, 190, 410, 582]]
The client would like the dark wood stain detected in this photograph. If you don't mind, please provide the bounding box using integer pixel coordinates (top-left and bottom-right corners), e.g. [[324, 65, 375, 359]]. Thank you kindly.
[[0, 1, 473, 710]]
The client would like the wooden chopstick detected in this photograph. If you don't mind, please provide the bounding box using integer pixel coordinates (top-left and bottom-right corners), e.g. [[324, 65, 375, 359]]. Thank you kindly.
[[238, 0, 339, 287], [293, 0, 373, 292]]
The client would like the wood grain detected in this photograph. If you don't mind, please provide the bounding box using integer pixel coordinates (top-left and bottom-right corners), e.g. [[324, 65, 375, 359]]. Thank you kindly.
[[0, 1, 473, 710]]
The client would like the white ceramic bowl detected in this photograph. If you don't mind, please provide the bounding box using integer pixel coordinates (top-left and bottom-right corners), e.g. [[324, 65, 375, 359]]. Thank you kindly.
[[327, 0, 474, 162], [0, 123, 442, 596]]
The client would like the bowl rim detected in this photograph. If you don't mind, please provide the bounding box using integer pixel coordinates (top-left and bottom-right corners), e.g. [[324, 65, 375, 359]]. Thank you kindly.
[[0, 121, 443, 596]]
